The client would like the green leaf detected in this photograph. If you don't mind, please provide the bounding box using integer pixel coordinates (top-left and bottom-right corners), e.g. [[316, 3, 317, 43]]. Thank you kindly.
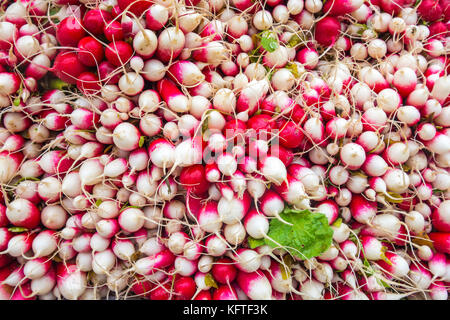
[[412, 233, 435, 252], [204, 273, 218, 289], [202, 109, 213, 135], [126, 205, 141, 209], [138, 136, 145, 148], [248, 237, 266, 249], [355, 24, 368, 36], [280, 255, 294, 280], [8, 227, 28, 233], [400, 164, 411, 172], [380, 251, 393, 266], [362, 257, 374, 276], [95, 199, 103, 207], [358, 239, 376, 277], [352, 170, 368, 178], [165, 178, 172, 193], [49, 7, 60, 16], [287, 34, 303, 48], [265, 67, 275, 81], [131, 251, 142, 262], [264, 208, 333, 260], [260, 31, 279, 53], [104, 144, 114, 154], [248, 47, 262, 63], [119, 201, 129, 212], [16, 176, 40, 184], [332, 218, 342, 228], [285, 63, 300, 78], [377, 278, 390, 288], [13, 97, 20, 106], [348, 233, 358, 244], [385, 192, 404, 203], [49, 78, 69, 90]]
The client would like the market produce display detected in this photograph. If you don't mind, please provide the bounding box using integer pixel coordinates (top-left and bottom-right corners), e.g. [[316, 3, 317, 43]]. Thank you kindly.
[[0, 0, 449, 300]]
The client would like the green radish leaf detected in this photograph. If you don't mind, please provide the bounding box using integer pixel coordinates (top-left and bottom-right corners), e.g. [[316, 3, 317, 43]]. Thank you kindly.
[[377, 278, 391, 288], [363, 258, 374, 276], [104, 144, 114, 154], [380, 252, 393, 266], [95, 199, 103, 207], [280, 255, 294, 280], [49, 78, 69, 90], [265, 67, 275, 81], [332, 218, 342, 228], [49, 7, 60, 16], [119, 201, 129, 212], [264, 207, 333, 260], [401, 164, 411, 172], [248, 237, 266, 249], [16, 176, 40, 184], [260, 31, 279, 53], [138, 136, 146, 148], [285, 63, 300, 78], [348, 233, 358, 244], [352, 170, 368, 178], [287, 34, 303, 48], [248, 47, 262, 63], [204, 273, 218, 289], [165, 178, 172, 193], [130, 251, 142, 262], [8, 227, 28, 233], [385, 192, 403, 203], [355, 24, 368, 36], [202, 109, 213, 135]]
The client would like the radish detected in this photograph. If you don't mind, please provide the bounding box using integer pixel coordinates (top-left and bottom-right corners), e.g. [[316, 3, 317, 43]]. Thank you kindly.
[[350, 195, 377, 224], [340, 143, 366, 170], [30, 268, 56, 296], [314, 17, 340, 47], [259, 156, 288, 186], [56, 264, 87, 300], [134, 249, 176, 276], [237, 270, 272, 300], [232, 248, 261, 273], [6, 199, 40, 229], [429, 233, 450, 254], [157, 78, 191, 113], [133, 29, 157, 59], [322, 0, 364, 16], [218, 192, 251, 224], [30, 230, 58, 258], [118, 208, 145, 233], [213, 285, 238, 300], [211, 257, 237, 284], [156, 27, 185, 63], [24, 257, 52, 280]]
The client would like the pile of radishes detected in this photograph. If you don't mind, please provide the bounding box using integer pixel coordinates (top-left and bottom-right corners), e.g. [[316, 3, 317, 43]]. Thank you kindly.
[[0, 0, 449, 300]]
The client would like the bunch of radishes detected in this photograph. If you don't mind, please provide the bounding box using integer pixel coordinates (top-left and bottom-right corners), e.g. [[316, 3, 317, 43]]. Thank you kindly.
[[0, 0, 449, 300]]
